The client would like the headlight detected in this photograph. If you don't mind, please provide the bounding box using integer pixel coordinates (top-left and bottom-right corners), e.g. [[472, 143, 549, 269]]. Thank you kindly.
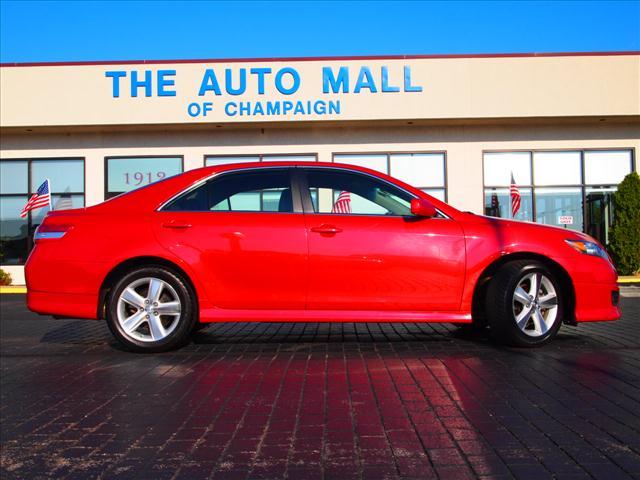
[[565, 239, 609, 260]]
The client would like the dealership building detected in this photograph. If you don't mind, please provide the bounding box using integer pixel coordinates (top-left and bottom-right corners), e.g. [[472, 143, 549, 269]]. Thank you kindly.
[[1, 51, 639, 284]]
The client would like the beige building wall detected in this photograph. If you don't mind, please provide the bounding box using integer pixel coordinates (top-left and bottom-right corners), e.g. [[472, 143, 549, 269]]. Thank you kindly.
[[1, 52, 640, 284], [2, 54, 639, 127]]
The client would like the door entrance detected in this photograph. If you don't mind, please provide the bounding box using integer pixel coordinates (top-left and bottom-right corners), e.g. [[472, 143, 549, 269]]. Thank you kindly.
[[585, 188, 615, 246]]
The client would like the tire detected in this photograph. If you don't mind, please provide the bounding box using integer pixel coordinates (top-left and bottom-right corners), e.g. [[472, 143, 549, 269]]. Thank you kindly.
[[486, 260, 563, 347], [106, 266, 197, 353]]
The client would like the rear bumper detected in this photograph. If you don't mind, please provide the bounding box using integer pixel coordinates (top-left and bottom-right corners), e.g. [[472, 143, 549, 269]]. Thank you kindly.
[[27, 290, 99, 319], [574, 281, 621, 322]]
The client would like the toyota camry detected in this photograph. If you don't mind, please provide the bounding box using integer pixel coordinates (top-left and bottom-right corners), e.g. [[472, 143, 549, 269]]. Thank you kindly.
[[26, 162, 620, 352]]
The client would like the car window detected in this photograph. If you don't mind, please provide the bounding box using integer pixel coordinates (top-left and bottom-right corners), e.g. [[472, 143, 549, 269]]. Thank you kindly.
[[305, 169, 413, 216], [164, 169, 293, 213]]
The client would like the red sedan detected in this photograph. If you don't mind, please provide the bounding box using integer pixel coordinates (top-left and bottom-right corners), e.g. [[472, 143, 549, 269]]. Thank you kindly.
[[26, 162, 620, 352]]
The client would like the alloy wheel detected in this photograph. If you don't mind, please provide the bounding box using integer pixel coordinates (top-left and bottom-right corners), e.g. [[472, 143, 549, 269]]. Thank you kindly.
[[511, 272, 559, 337], [116, 277, 182, 343]]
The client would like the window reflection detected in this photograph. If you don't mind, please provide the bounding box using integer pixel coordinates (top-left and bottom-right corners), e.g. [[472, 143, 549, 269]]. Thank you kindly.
[[484, 188, 533, 221], [584, 151, 632, 185], [484, 152, 532, 186], [533, 151, 581, 186], [334, 152, 447, 200], [483, 149, 633, 244], [535, 187, 583, 231], [0, 196, 28, 265], [390, 153, 445, 187], [0, 161, 28, 194], [31, 159, 84, 192], [205, 154, 316, 167], [106, 157, 182, 197]]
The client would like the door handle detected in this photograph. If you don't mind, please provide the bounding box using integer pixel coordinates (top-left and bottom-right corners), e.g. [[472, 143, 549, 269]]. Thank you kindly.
[[161, 222, 192, 229], [311, 224, 343, 235]]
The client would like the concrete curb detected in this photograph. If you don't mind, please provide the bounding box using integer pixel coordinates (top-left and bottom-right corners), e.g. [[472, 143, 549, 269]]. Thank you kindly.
[[0, 286, 27, 294], [618, 276, 640, 284]]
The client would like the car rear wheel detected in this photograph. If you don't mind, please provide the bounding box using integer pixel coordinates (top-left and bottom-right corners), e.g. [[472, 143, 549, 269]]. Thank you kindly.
[[106, 267, 196, 353], [487, 260, 562, 347]]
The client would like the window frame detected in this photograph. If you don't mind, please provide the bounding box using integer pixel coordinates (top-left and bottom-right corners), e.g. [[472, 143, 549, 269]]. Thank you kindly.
[[0, 157, 86, 265], [482, 147, 636, 228], [104, 155, 185, 200], [331, 150, 448, 202], [160, 166, 303, 214]]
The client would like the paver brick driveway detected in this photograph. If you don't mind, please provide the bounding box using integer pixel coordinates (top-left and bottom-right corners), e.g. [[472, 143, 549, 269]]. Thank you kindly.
[[1, 293, 640, 480]]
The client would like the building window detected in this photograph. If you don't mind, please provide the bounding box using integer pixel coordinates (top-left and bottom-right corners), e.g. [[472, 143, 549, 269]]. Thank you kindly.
[[105, 156, 183, 199], [333, 152, 447, 201], [205, 153, 316, 166], [483, 149, 634, 244], [0, 158, 85, 265]]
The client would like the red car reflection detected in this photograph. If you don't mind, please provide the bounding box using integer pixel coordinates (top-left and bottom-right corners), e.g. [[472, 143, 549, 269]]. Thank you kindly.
[[26, 162, 620, 352]]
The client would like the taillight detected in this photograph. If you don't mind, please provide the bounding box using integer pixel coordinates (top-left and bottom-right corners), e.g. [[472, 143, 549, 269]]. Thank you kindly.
[[34, 223, 73, 241]]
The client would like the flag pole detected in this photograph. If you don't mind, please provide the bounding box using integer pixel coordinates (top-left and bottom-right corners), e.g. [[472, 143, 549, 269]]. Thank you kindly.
[[46, 178, 52, 211]]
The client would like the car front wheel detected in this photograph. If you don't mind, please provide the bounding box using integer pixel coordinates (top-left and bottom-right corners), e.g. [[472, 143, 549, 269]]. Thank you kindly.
[[106, 267, 196, 353], [487, 261, 563, 347]]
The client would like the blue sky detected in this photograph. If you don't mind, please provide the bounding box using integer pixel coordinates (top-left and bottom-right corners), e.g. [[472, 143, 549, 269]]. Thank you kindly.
[[1, 0, 638, 63]]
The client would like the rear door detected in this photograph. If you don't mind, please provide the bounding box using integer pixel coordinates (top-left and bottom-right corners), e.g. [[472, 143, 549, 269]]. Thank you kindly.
[[300, 167, 466, 311], [154, 167, 308, 310]]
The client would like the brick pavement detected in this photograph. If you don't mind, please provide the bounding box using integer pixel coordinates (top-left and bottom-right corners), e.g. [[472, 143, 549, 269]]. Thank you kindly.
[[1, 293, 639, 480]]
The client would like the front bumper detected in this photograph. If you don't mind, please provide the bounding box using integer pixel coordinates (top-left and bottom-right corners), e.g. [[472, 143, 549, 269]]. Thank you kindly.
[[573, 281, 621, 322]]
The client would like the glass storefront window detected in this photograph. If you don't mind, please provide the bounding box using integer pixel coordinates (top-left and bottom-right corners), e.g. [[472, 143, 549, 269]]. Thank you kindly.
[[484, 152, 532, 186], [484, 188, 533, 221], [106, 157, 183, 197], [533, 151, 581, 186], [334, 154, 387, 173], [0, 158, 85, 265], [585, 187, 616, 245], [423, 188, 446, 202], [390, 153, 445, 188], [262, 154, 315, 162], [0, 161, 27, 194], [31, 159, 84, 192], [535, 187, 583, 231], [483, 149, 633, 243], [334, 152, 447, 199], [205, 154, 316, 167], [0, 196, 28, 265], [206, 156, 259, 166], [584, 150, 633, 185]]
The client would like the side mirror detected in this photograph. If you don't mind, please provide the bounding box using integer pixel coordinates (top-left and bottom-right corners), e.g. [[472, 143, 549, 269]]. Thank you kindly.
[[411, 198, 437, 218]]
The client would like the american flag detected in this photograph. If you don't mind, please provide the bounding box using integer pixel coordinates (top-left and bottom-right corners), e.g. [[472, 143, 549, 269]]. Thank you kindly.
[[20, 179, 51, 218], [510, 173, 521, 218], [332, 191, 351, 214]]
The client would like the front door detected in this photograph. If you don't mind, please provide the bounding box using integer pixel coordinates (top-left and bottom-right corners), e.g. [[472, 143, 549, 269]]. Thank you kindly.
[[154, 168, 307, 310], [300, 167, 466, 312]]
